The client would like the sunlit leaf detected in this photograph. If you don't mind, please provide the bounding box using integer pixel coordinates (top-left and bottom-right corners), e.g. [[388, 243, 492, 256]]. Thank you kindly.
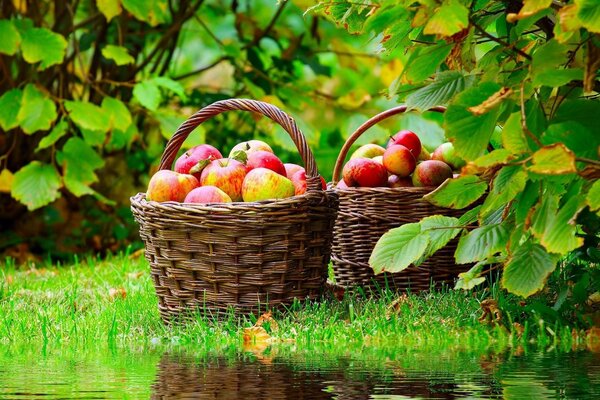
[[133, 81, 161, 111], [64, 100, 111, 133], [531, 193, 585, 254], [424, 175, 487, 209], [17, 84, 57, 134], [501, 112, 531, 154], [415, 215, 463, 265], [479, 165, 528, 219], [0, 89, 23, 131], [576, 0, 600, 33], [543, 121, 598, 159], [36, 119, 69, 151], [97, 0, 122, 21], [122, 0, 169, 26], [152, 76, 187, 101], [101, 44, 135, 65], [472, 149, 513, 168], [102, 97, 132, 131], [589, 180, 600, 213], [502, 240, 559, 298], [406, 71, 475, 112], [0, 20, 21, 55], [455, 224, 509, 264], [369, 223, 429, 274], [11, 161, 62, 210], [0, 169, 15, 193], [57, 138, 105, 197], [424, 0, 469, 37], [506, 0, 552, 22], [528, 143, 577, 175], [20, 26, 67, 69]]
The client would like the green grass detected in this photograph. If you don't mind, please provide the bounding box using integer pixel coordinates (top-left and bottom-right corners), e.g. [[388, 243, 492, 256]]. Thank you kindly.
[[0, 252, 577, 352]]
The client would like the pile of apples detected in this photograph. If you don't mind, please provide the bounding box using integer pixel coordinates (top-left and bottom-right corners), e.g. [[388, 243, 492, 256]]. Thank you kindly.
[[338, 130, 465, 189], [146, 140, 325, 204]]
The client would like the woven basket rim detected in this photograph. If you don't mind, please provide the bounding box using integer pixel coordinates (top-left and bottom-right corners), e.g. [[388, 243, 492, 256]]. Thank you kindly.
[[326, 185, 437, 194]]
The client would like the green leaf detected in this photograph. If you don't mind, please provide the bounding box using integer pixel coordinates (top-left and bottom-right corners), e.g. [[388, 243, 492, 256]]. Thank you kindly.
[[445, 82, 503, 160], [455, 261, 488, 290], [97, 0, 122, 21], [381, 16, 412, 53], [403, 43, 453, 84], [406, 71, 475, 112], [416, 215, 463, 265], [515, 181, 539, 224], [502, 241, 559, 298], [533, 68, 584, 87], [588, 180, 600, 213], [151, 77, 187, 101], [472, 149, 514, 168], [11, 161, 62, 211], [532, 193, 585, 254], [479, 165, 528, 218], [501, 112, 531, 154], [17, 84, 57, 134], [122, 0, 169, 27], [0, 89, 23, 131], [455, 224, 509, 264], [57, 137, 105, 197], [424, 175, 488, 209], [424, 0, 469, 37], [20, 26, 67, 69], [101, 97, 132, 131], [542, 122, 599, 159], [36, 119, 69, 151], [576, 0, 600, 33], [133, 81, 161, 111], [529, 143, 577, 175], [64, 101, 111, 133], [459, 205, 481, 225], [101, 44, 135, 66], [0, 20, 21, 55], [369, 223, 430, 274], [531, 39, 570, 76]]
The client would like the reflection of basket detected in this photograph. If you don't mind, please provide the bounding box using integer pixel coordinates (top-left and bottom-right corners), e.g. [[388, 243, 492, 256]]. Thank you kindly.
[[330, 105, 469, 292], [131, 99, 338, 322]]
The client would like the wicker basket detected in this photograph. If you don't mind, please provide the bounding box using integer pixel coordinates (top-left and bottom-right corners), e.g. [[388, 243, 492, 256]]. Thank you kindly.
[[131, 99, 339, 322], [330, 105, 470, 292]]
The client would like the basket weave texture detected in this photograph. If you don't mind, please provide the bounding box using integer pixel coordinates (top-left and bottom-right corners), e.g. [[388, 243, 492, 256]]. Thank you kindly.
[[131, 99, 338, 322], [330, 105, 470, 292]]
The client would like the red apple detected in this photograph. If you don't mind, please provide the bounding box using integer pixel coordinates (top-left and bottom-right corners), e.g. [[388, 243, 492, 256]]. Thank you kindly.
[[184, 186, 232, 203], [388, 175, 413, 188], [174, 144, 223, 179], [387, 130, 421, 158], [229, 140, 273, 158], [200, 158, 247, 201], [246, 150, 286, 176], [431, 142, 466, 170], [383, 144, 416, 177], [290, 170, 327, 195], [242, 168, 295, 202], [412, 160, 453, 187], [284, 163, 305, 179], [350, 144, 386, 160], [342, 158, 388, 187], [146, 170, 199, 202]]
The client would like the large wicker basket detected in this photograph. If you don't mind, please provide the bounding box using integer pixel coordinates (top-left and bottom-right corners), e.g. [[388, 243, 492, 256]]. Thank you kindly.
[[131, 99, 339, 322], [330, 105, 470, 292]]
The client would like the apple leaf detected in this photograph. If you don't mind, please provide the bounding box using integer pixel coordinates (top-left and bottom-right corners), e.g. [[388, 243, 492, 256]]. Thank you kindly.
[[97, 0, 122, 22], [36, 119, 69, 151], [455, 223, 509, 264], [501, 112, 531, 155], [229, 150, 248, 165], [576, 0, 600, 33], [121, 0, 169, 27], [188, 158, 213, 175], [445, 82, 504, 161], [133, 81, 161, 111], [11, 161, 62, 210], [369, 223, 430, 274], [454, 261, 487, 290], [101, 97, 132, 132], [402, 42, 453, 84], [542, 122, 598, 159], [528, 143, 577, 175], [588, 180, 600, 213], [57, 138, 105, 197], [0, 89, 23, 131], [20, 26, 67, 69], [152, 77, 187, 101], [17, 84, 57, 134], [479, 165, 528, 219], [423, 0, 469, 37], [424, 175, 487, 209], [101, 44, 135, 66], [472, 149, 513, 168], [0, 20, 21, 55], [405, 71, 475, 112], [502, 240, 559, 298], [0, 169, 15, 193], [415, 215, 463, 266], [64, 100, 111, 133]]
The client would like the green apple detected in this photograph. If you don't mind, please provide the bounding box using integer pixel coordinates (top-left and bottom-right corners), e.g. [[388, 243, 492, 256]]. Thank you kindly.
[[242, 168, 295, 201], [350, 144, 386, 160]]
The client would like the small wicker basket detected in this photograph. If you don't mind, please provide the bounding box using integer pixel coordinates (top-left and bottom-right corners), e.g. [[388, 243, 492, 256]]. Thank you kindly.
[[131, 99, 338, 322], [330, 105, 469, 292]]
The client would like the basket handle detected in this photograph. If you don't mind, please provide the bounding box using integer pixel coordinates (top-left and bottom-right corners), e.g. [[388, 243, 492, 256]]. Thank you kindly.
[[159, 98, 322, 191], [331, 105, 446, 184]]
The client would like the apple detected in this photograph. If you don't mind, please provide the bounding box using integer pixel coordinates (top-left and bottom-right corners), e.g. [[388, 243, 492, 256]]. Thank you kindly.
[[412, 160, 453, 187], [242, 168, 295, 202], [284, 163, 305, 179], [418, 146, 431, 161], [200, 158, 247, 201], [336, 180, 349, 189], [290, 170, 327, 195], [388, 175, 413, 188], [246, 150, 286, 176], [350, 144, 386, 160], [372, 155, 383, 165], [229, 140, 273, 158], [431, 142, 466, 170], [387, 130, 421, 158], [184, 186, 232, 203], [342, 158, 388, 187], [174, 144, 223, 179], [146, 170, 198, 202], [383, 144, 416, 177]]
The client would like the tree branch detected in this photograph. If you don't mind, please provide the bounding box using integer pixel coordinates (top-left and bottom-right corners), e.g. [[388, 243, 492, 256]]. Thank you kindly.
[[470, 17, 532, 60]]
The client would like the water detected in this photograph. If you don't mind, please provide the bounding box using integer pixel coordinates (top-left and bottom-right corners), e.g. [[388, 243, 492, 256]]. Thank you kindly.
[[1, 346, 599, 399]]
